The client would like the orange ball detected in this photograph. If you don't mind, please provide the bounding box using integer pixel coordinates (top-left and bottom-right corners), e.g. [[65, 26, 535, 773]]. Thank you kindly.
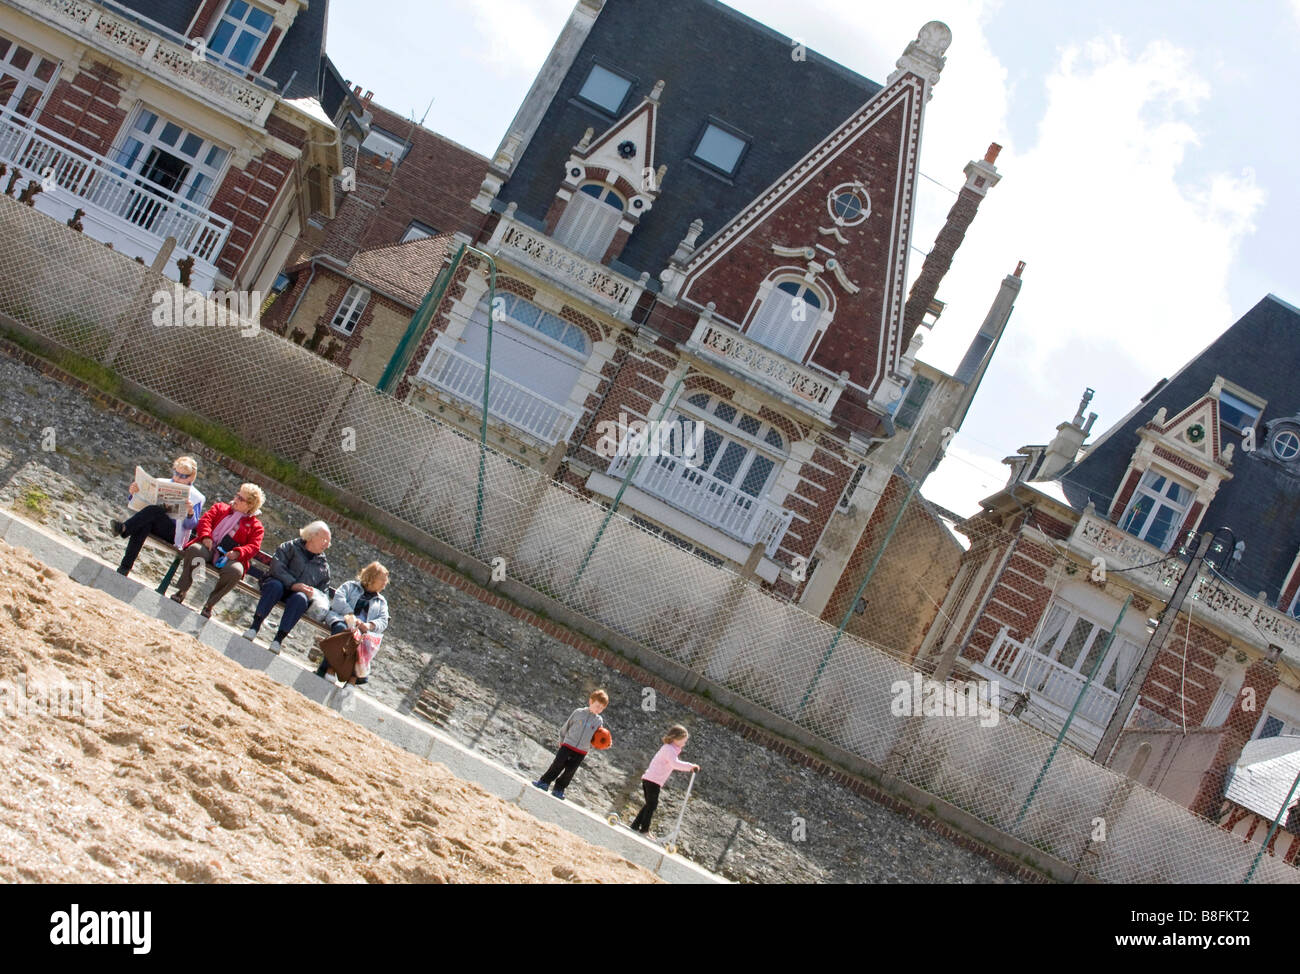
[[591, 727, 612, 750]]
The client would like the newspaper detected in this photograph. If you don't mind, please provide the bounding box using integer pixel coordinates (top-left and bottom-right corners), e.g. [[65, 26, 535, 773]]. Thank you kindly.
[[126, 466, 193, 519]]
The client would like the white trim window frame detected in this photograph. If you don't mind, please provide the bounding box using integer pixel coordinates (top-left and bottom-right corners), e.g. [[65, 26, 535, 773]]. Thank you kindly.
[[206, 0, 276, 72], [112, 107, 230, 213], [1032, 600, 1144, 693], [1253, 709, 1300, 740], [575, 62, 634, 116], [1217, 387, 1263, 433], [330, 284, 370, 335], [360, 125, 408, 165], [553, 182, 625, 260], [744, 277, 826, 362], [0, 33, 60, 119], [670, 392, 787, 500], [1118, 468, 1194, 552]]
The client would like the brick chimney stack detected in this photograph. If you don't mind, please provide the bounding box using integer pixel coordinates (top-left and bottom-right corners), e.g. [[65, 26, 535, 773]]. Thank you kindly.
[[900, 142, 1004, 347]]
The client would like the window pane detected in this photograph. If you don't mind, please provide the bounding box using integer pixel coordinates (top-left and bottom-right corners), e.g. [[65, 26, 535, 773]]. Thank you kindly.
[[10, 47, 30, 72], [209, 21, 236, 55], [687, 393, 709, 408], [1144, 503, 1180, 550], [159, 122, 181, 146], [737, 414, 761, 436], [229, 32, 258, 67], [1121, 495, 1154, 537], [765, 427, 783, 448], [560, 325, 586, 354], [740, 455, 773, 497], [1261, 715, 1285, 739], [247, 6, 274, 32], [694, 123, 746, 173], [701, 429, 722, 469], [1080, 627, 1110, 681], [229, 0, 249, 16], [1218, 391, 1260, 431], [713, 401, 736, 424], [35, 58, 55, 83], [1057, 618, 1093, 670], [181, 133, 202, 158], [714, 442, 746, 484], [577, 64, 631, 114]]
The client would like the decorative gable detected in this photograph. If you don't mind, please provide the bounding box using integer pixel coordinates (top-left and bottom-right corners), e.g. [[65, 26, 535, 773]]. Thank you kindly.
[[1107, 382, 1236, 539], [542, 83, 664, 263], [666, 24, 950, 416]]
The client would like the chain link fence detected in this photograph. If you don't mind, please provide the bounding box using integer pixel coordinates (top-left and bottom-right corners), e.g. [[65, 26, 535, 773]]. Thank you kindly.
[[0, 197, 1295, 883]]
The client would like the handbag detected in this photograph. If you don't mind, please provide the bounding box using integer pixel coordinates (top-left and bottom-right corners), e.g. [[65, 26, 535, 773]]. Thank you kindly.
[[319, 629, 360, 683]]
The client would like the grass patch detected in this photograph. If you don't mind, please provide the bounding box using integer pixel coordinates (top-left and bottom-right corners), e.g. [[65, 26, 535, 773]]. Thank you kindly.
[[21, 485, 51, 519]]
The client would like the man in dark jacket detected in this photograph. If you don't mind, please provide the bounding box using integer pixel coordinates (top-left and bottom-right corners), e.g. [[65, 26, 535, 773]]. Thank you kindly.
[[242, 520, 331, 653]]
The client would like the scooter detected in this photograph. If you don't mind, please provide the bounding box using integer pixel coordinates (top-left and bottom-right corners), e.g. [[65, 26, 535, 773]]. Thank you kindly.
[[607, 771, 696, 855]]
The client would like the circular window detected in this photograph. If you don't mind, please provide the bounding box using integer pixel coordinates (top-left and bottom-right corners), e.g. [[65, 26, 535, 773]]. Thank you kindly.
[[1272, 429, 1300, 461], [827, 182, 870, 226]]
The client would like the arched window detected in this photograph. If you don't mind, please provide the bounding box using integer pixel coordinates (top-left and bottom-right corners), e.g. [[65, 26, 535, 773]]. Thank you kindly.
[[745, 278, 825, 360], [553, 182, 625, 260]]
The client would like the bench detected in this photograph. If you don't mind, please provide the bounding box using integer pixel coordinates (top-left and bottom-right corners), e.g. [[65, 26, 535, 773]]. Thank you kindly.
[[145, 537, 333, 636]]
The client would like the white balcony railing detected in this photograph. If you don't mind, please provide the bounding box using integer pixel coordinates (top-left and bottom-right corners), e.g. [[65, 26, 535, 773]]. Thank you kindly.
[[486, 213, 645, 319], [607, 451, 794, 558], [416, 341, 580, 444], [13, 0, 274, 125], [980, 625, 1120, 729], [0, 105, 231, 263], [1069, 506, 1300, 658], [685, 317, 846, 420]]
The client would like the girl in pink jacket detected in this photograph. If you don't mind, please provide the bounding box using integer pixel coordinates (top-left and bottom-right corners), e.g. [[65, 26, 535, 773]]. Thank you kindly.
[[630, 725, 699, 834]]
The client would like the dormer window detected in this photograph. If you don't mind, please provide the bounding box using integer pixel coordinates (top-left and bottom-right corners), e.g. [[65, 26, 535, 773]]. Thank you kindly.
[[745, 279, 825, 360], [1119, 469, 1193, 551], [1218, 388, 1262, 432], [691, 121, 748, 177], [361, 126, 408, 165], [207, 1, 275, 71], [576, 63, 633, 116], [401, 220, 437, 242], [553, 182, 624, 260]]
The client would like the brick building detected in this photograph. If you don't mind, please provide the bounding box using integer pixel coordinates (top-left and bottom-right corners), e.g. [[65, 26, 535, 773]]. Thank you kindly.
[[383, 0, 1011, 597], [925, 295, 1300, 844], [259, 83, 489, 385], [0, 0, 345, 292]]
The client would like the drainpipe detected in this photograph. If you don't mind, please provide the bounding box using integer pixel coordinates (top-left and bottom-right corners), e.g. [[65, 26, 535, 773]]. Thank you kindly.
[[285, 257, 324, 327]]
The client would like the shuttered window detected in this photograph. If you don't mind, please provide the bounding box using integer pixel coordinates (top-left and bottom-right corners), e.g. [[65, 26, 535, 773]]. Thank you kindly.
[[553, 184, 624, 260], [746, 280, 823, 360]]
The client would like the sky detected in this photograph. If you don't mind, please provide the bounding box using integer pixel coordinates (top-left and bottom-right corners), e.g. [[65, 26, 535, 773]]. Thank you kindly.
[[325, 0, 1300, 515]]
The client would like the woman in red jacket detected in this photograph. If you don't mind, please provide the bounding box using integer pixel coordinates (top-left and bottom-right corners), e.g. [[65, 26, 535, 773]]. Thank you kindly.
[[169, 483, 266, 618]]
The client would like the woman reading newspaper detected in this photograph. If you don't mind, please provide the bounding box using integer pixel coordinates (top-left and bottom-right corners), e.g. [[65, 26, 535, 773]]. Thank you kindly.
[[108, 455, 205, 577]]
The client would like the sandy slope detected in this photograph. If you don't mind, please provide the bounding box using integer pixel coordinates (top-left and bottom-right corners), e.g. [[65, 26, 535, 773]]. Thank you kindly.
[[0, 539, 656, 883]]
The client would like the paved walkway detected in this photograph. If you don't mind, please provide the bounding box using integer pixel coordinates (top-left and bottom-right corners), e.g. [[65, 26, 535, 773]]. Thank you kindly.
[[0, 506, 723, 884]]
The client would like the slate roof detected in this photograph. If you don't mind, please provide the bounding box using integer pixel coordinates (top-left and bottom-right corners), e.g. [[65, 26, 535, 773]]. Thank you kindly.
[[499, 0, 881, 281], [1056, 295, 1300, 602], [342, 234, 456, 308], [1224, 736, 1300, 820]]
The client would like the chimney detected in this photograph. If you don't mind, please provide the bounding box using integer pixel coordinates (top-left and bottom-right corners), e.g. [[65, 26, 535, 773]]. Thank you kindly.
[[1037, 387, 1096, 480], [900, 142, 1004, 346]]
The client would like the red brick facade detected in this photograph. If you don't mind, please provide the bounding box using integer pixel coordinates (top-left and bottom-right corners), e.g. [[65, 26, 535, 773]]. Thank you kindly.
[[40, 64, 127, 157]]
